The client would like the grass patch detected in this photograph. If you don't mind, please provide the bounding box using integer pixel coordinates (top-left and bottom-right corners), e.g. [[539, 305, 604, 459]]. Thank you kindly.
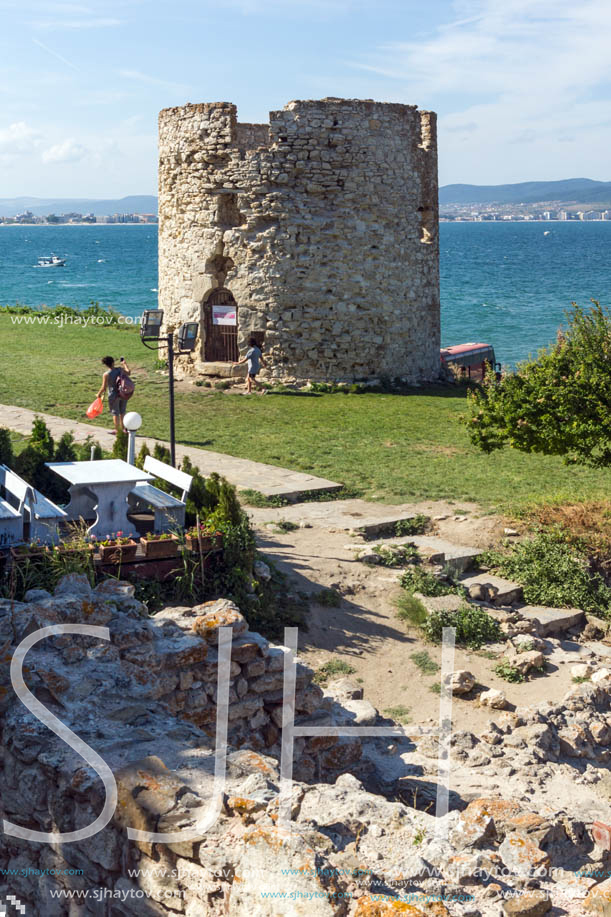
[[313, 658, 356, 685], [396, 593, 428, 627], [410, 650, 440, 674], [1, 314, 610, 507], [483, 530, 611, 616], [240, 490, 289, 507], [266, 519, 299, 533], [383, 705, 411, 724], [429, 682, 441, 694], [315, 588, 342, 607], [422, 604, 503, 649]]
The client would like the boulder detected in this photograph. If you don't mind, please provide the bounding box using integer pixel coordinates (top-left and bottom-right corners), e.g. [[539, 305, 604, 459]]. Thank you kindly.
[[571, 663, 594, 680], [192, 599, 248, 644], [449, 670, 475, 695], [592, 668, 611, 684], [480, 688, 508, 710], [502, 891, 551, 916]]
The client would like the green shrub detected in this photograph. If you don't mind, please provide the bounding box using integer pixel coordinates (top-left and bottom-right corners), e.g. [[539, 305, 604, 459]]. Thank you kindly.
[[30, 417, 54, 459], [400, 567, 461, 597], [0, 428, 14, 466], [422, 604, 502, 649], [368, 544, 419, 567], [483, 531, 611, 616], [135, 443, 151, 469], [111, 430, 128, 460], [494, 660, 525, 683], [75, 435, 104, 461], [396, 515, 429, 537], [316, 588, 342, 607]]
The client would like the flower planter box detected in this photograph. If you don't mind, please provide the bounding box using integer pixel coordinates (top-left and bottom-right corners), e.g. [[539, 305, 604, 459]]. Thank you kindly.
[[10, 545, 49, 562], [185, 533, 223, 553], [139, 536, 179, 559], [98, 540, 138, 564], [54, 544, 95, 557]]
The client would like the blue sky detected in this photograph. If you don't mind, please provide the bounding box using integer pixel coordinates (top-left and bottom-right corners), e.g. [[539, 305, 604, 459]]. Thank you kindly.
[[1, 0, 610, 197]]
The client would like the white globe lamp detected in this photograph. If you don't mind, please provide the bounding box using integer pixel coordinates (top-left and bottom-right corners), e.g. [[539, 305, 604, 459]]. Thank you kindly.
[[124, 412, 142, 465]]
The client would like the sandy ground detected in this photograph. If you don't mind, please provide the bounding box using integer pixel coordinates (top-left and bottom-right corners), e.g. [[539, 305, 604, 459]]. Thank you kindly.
[[249, 499, 590, 734]]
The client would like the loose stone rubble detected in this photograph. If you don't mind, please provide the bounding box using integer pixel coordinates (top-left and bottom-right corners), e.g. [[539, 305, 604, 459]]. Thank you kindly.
[[158, 98, 440, 384], [1, 574, 611, 915]]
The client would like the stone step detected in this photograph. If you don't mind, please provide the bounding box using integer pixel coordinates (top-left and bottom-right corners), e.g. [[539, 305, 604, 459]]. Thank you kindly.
[[516, 605, 585, 637], [459, 571, 524, 606], [250, 498, 423, 534], [407, 536, 480, 575], [348, 534, 480, 576]]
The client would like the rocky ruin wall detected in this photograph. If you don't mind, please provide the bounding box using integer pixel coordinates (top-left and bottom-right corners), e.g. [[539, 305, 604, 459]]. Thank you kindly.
[[158, 99, 440, 383]]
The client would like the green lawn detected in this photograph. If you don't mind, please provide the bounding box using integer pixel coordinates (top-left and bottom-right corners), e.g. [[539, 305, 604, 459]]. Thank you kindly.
[[1, 315, 610, 509]]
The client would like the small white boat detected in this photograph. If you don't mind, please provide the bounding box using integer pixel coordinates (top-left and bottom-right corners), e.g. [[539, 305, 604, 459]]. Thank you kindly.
[[36, 254, 66, 267], [543, 231, 551, 236]]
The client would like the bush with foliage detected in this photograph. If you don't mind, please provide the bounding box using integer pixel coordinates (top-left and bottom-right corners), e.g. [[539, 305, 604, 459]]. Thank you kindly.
[[466, 302, 611, 467], [482, 531, 611, 615], [400, 566, 463, 597], [0, 428, 14, 466], [422, 604, 502, 648]]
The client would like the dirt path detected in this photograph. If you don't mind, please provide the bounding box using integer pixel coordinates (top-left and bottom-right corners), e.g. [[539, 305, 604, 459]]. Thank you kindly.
[[250, 499, 589, 734]]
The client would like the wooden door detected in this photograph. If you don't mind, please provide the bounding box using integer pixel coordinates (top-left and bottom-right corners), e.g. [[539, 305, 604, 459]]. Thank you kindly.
[[203, 289, 238, 362]]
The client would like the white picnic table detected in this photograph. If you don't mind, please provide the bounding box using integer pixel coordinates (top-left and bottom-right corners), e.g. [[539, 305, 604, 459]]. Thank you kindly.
[[46, 459, 152, 539]]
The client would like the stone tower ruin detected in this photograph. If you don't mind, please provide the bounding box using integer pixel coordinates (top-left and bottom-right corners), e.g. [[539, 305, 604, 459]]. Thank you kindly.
[[158, 98, 440, 383]]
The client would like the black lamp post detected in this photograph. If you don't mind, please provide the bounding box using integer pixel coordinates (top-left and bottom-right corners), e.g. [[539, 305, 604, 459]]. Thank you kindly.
[[141, 310, 199, 467]]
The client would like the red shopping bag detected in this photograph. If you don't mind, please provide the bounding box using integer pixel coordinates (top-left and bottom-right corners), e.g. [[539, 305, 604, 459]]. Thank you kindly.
[[86, 397, 104, 419]]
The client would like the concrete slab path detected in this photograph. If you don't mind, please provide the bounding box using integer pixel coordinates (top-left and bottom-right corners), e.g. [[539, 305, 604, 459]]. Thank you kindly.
[[0, 403, 341, 500]]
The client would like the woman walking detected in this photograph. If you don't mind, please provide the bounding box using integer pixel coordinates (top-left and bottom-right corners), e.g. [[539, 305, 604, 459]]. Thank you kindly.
[[97, 356, 131, 433], [233, 337, 266, 393]]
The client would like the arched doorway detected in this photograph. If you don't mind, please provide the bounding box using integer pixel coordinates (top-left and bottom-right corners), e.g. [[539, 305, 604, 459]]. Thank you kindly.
[[203, 289, 239, 362]]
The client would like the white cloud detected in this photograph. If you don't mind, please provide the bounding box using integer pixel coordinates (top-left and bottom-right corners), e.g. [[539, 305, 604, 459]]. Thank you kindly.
[[42, 138, 88, 163], [0, 121, 42, 156], [356, 0, 611, 182], [31, 16, 122, 28], [117, 69, 190, 92]]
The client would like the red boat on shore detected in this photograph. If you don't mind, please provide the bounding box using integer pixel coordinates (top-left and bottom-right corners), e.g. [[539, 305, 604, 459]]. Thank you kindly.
[[440, 342, 501, 381]]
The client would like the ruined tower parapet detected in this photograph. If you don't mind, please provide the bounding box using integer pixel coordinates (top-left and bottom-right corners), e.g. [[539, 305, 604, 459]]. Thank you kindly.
[[158, 98, 440, 383]]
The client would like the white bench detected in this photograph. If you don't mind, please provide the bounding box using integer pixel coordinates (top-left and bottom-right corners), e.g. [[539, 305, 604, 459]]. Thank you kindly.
[[128, 455, 193, 533], [0, 464, 67, 545], [0, 497, 23, 548]]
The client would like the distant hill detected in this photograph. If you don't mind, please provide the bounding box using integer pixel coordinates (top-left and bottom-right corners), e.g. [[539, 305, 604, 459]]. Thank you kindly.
[[439, 178, 611, 205], [0, 195, 158, 217]]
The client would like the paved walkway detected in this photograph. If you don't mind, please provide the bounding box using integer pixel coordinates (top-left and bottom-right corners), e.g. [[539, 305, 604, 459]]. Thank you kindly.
[[0, 404, 341, 500]]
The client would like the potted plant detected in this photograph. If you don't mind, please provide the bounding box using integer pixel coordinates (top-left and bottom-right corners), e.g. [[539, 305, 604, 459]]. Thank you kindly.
[[10, 539, 49, 561], [139, 531, 179, 559], [184, 525, 223, 552], [98, 532, 138, 563]]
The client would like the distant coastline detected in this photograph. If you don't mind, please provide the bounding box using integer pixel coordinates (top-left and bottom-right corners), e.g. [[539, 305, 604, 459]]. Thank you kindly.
[[0, 222, 156, 227]]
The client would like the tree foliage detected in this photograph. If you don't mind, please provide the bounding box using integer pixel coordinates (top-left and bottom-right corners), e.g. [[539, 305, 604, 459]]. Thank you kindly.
[[466, 302, 611, 467]]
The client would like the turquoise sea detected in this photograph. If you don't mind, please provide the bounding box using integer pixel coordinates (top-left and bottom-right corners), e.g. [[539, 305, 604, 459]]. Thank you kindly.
[[0, 222, 610, 367]]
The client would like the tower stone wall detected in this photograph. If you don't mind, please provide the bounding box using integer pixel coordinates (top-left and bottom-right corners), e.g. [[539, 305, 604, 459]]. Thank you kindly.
[[158, 98, 440, 383]]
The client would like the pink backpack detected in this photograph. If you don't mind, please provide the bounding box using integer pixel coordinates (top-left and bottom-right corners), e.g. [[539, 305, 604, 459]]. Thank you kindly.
[[116, 371, 135, 400]]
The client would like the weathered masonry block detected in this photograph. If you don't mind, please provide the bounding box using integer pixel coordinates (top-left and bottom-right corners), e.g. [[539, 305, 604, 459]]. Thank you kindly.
[[158, 98, 440, 383]]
